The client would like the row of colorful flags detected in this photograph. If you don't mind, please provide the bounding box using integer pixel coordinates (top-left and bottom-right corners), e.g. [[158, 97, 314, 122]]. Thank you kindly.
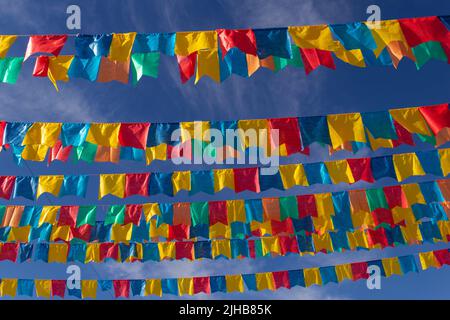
[[0, 15, 448, 88]]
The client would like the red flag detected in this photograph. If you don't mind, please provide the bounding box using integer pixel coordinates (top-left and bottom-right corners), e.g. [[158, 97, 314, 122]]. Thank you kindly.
[[51, 280, 66, 298], [48, 141, 72, 164], [418, 103, 450, 135], [347, 158, 374, 183], [177, 53, 197, 83], [248, 240, 256, 258], [124, 173, 149, 197], [383, 185, 408, 208], [113, 280, 130, 298], [279, 236, 299, 255], [24, 35, 68, 60], [58, 206, 79, 227], [371, 208, 394, 226], [169, 225, 190, 241], [208, 201, 228, 225], [71, 225, 92, 242], [124, 204, 142, 225], [175, 241, 194, 260], [0, 243, 19, 262], [399, 16, 450, 62], [300, 48, 336, 75], [351, 262, 369, 280], [268, 118, 303, 155], [272, 270, 291, 289], [32, 56, 49, 77], [193, 277, 211, 294], [99, 243, 119, 261], [118, 123, 150, 150], [367, 228, 389, 248], [296, 194, 317, 218], [271, 219, 295, 235], [433, 249, 450, 266], [217, 29, 257, 56], [0, 176, 16, 199], [392, 120, 414, 147], [233, 167, 260, 193]]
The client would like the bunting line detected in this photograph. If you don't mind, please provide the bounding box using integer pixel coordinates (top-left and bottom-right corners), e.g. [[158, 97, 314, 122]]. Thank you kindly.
[[3, 102, 450, 165], [1, 179, 449, 241], [4, 148, 448, 200], [0, 248, 448, 298], [0, 15, 450, 88], [1, 223, 449, 263]]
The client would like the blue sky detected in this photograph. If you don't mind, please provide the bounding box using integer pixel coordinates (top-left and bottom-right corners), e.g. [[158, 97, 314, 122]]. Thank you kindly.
[[0, 0, 449, 299]]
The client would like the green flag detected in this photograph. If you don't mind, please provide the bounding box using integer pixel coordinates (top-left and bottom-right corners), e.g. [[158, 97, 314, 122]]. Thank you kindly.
[[0, 57, 24, 84], [131, 52, 160, 85], [412, 41, 447, 70]]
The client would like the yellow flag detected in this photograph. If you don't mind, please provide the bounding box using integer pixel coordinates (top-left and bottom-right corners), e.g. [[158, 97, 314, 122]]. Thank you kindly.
[[226, 200, 246, 222], [21, 144, 49, 161], [35, 280, 51, 298], [180, 121, 210, 142], [172, 171, 191, 194], [382, 257, 402, 277], [312, 215, 334, 234], [325, 159, 355, 184], [86, 123, 120, 147], [314, 193, 335, 217], [365, 20, 411, 57], [439, 149, 450, 176], [214, 169, 235, 192], [81, 280, 97, 299], [335, 264, 353, 282], [145, 144, 167, 165], [237, 119, 269, 149], [419, 252, 439, 270], [389, 107, 432, 136], [256, 272, 275, 291], [109, 32, 136, 61], [0, 35, 17, 58], [304, 268, 322, 287], [209, 223, 231, 239], [261, 237, 280, 256], [175, 31, 217, 56], [7, 226, 30, 242], [111, 223, 133, 242], [0, 279, 17, 297], [401, 183, 426, 205], [99, 174, 125, 199], [38, 206, 59, 226], [37, 175, 64, 199], [48, 56, 74, 91], [158, 242, 176, 260], [327, 113, 366, 149], [212, 239, 231, 259], [85, 243, 100, 263], [225, 275, 244, 293], [142, 203, 160, 222], [145, 279, 162, 296], [23, 122, 61, 146], [312, 233, 333, 252], [195, 48, 220, 83], [178, 278, 194, 296], [347, 230, 369, 249], [393, 153, 425, 181], [48, 243, 68, 263], [288, 25, 339, 50], [279, 164, 308, 189]]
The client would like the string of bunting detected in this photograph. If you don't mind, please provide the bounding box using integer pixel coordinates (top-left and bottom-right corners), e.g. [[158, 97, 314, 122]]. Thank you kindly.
[[0, 248, 448, 298], [0, 179, 449, 242], [0, 16, 449, 88], [0, 148, 447, 200], [2, 103, 450, 165], [0, 220, 448, 263]]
